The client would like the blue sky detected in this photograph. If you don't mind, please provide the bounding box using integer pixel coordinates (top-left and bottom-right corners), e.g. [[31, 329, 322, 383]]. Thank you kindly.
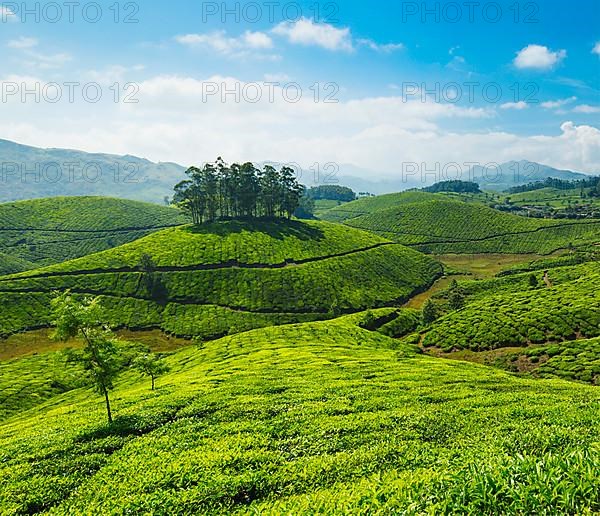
[[1, 0, 599, 176]]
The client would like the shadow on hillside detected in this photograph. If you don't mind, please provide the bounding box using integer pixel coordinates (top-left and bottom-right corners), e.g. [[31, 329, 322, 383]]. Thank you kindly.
[[184, 218, 325, 241], [75, 414, 168, 442]]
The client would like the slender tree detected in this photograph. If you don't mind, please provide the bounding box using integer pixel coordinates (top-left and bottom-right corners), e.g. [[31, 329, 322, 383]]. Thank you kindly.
[[51, 293, 121, 424], [132, 353, 170, 390]]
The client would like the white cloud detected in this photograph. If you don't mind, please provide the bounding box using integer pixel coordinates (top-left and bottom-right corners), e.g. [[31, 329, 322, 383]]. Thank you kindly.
[[7, 37, 38, 49], [176, 30, 274, 58], [573, 104, 600, 114], [593, 42, 600, 56], [23, 51, 72, 70], [0, 5, 17, 21], [500, 101, 529, 110], [6, 37, 71, 69], [541, 97, 577, 109], [357, 39, 404, 53], [272, 17, 353, 52], [4, 73, 600, 178], [264, 73, 291, 82], [514, 44, 566, 70]]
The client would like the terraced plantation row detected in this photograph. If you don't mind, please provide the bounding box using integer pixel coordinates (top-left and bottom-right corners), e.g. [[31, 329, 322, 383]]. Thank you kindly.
[[422, 262, 600, 352], [0, 197, 189, 273], [342, 199, 600, 254], [1, 315, 598, 514], [0, 221, 442, 340]]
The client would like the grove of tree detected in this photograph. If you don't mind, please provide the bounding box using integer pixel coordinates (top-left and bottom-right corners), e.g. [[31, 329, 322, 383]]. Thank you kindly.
[[174, 159, 305, 224]]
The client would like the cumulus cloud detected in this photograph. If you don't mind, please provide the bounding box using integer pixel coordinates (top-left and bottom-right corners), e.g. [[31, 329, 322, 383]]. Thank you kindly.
[[593, 42, 600, 56], [356, 39, 404, 53], [3, 73, 599, 177], [272, 18, 353, 52], [175, 30, 275, 58], [514, 44, 566, 70], [573, 104, 600, 114], [500, 101, 529, 110], [541, 97, 577, 109], [7, 37, 38, 49]]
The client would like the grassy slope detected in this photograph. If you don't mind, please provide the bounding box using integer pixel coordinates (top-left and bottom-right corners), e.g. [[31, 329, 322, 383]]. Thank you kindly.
[[319, 191, 439, 222], [0, 197, 189, 270], [422, 262, 600, 352], [0, 252, 33, 276], [0, 220, 442, 339], [0, 317, 598, 514], [343, 199, 600, 254]]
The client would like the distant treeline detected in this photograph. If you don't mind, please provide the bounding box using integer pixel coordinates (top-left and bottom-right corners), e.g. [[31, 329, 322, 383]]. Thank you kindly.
[[174, 159, 304, 224], [306, 185, 356, 202], [507, 176, 600, 195], [423, 180, 482, 194]]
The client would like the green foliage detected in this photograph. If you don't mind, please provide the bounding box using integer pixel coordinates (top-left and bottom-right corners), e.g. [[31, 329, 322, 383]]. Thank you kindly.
[[423, 180, 481, 194], [174, 160, 303, 223], [0, 317, 598, 514], [320, 191, 439, 223], [342, 198, 600, 254], [423, 263, 600, 351], [306, 185, 356, 202], [528, 273, 539, 288], [421, 299, 438, 325], [0, 221, 442, 340], [52, 293, 122, 423], [132, 353, 170, 390], [0, 197, 188, 271]]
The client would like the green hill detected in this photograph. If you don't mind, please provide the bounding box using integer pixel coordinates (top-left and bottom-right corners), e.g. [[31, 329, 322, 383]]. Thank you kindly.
[[1, 315, 598, 514], [0, 220, 442, 339], [0, 197, 189, 271], [320, 191, 440, 222], [0, 252, 34, 276], [343, 199, 600, 254], [422, 262, 600, 353]]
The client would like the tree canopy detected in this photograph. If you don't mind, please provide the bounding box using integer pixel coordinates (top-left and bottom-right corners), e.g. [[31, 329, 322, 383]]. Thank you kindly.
[[173, 159, 304, 225]]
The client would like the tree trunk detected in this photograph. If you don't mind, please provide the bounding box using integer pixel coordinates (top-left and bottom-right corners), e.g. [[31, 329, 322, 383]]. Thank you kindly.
[[103, 388, 113, 424], [151, 376, 155, 391]]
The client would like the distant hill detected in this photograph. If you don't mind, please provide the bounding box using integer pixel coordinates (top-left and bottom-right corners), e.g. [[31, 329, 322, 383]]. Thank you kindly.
[[0, 196, 188, 274], [0, 139, 187, 204], [343, 198, 600, 255], [1, 139, 594, 201], [0, 219, 442, 339], [320, 191, 440, 223], [470, 160, 590, 191]]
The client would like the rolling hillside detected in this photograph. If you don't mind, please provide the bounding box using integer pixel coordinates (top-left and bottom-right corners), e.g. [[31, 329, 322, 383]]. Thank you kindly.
[[422, 261, 600, 353], [0, 197, 189, 273], [341, 199, 600, 254], [320, 191, 439, 223], [1, 314, 598, 514], [0, 220, 442, 339]]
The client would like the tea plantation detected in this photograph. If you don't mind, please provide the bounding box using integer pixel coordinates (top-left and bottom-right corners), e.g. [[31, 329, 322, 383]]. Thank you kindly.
[[0, 197, 189, 271], [339, 199, 600, 254], [422, 262, 600, 352], [0, 315, 598, 514], [0, 220, 442, 340]]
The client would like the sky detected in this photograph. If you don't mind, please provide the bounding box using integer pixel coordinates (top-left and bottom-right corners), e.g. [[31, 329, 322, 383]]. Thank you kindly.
[[0, 0, 599, 180]]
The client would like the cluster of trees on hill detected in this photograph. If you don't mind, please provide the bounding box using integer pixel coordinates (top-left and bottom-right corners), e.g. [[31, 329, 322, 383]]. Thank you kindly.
[[174, 159, 304, 224], [507, 176, 600, 196], [306, 185, 356, 202], [423, 180, 482, 194]]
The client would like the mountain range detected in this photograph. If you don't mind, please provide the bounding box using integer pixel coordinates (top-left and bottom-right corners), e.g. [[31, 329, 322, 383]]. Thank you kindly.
[[0, 138, 593, 203]]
